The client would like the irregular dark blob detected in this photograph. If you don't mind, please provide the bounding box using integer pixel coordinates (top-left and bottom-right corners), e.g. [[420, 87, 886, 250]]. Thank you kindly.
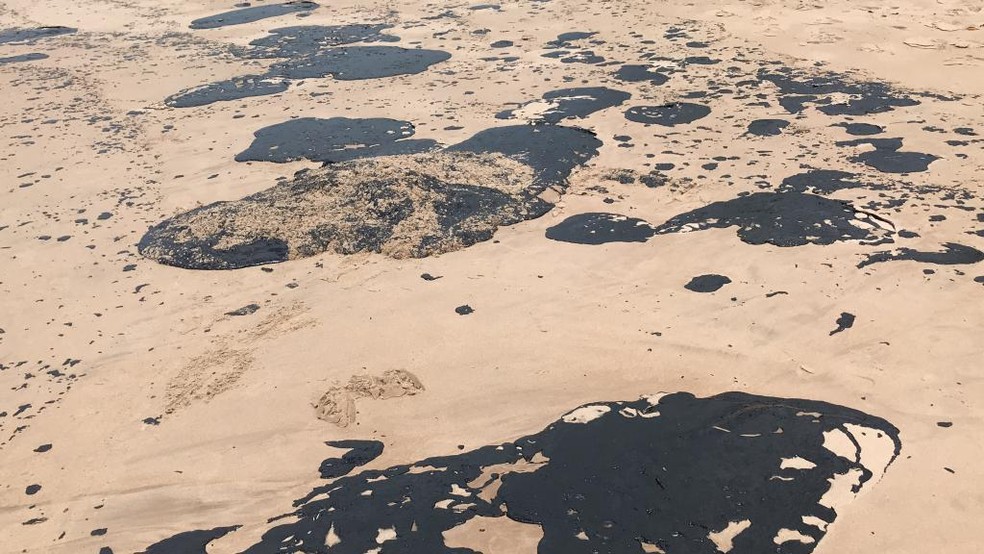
[[857, 242, 984, 268], [267, 46, 451, 80], [0, 26, 76, 45], [836, 138, 937, 174], [624, 103, 710, 126], [490, 40, 513, 48], [141, 526, 241, 554], [420, 273, 442, 281], [542, 49, 605, 65], [684, 274, 732, 293], [153, 391, 904, 554], [99, 548, 113, 554], [551, 31, 596, 44], [25, 484, 41, 495], [319, 440, 384, 479], [614, 64, 668, 85], [496, 87, 631, 124], [836, 122, 884, 136], [778, 169, 871, 195], [954, 127, 976, 136], [189, 2, 319, 30], [829, 312, 855, 335], [34, 443, 52, 453], [139, 151, 565, 269], [455, 304, 474, 315], [448, 124, 602, 189], [759, 66, 919, 115], [853, 149, 937, 174], [166, 42, 449, 107], [545, 212, 655, 245], [91, 528, 108, 536], [235, 117, 437, 163], [746, 118, 789, 136], [226, 304, 260, 316], [140, 228, 289, 270], [247, 24, 400, 56], [0, 52, 48, 64], [143, 124, 601, 269], [165, 75, 289, 108], [937, 421, 953, 428], [142, 417, 161, 425], [976, 276, 984, 285], [684, 55, 719, 65], [654, 191, 894, 247]]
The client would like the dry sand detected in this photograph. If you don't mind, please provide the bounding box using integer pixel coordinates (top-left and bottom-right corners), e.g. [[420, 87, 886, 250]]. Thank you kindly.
[[1, 0, 982, 552]]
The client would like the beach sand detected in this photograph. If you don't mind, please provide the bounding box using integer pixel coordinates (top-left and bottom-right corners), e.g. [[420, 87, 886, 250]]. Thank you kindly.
[[0, 0, 982, 552]]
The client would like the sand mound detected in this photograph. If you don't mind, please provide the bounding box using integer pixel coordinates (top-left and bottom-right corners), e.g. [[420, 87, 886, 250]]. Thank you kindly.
[[139, 152, 550, 269], [315, 369, 424, 427]]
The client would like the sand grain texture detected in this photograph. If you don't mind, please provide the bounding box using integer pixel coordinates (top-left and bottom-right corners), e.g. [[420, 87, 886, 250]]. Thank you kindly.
[[0, 0, 981, 552]]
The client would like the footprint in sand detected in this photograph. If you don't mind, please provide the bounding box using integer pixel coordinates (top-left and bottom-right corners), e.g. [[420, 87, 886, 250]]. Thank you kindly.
[[314, 369, 424, 427]]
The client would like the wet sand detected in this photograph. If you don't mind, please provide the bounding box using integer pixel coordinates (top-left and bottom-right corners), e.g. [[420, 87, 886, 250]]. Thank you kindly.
[[0, 0, 982, 552]]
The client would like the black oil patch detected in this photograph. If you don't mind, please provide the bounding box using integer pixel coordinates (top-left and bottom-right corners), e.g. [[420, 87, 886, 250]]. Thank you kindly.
[[654, 191, 894, 247], [189, 2, 319, 30], [148, 392, 899, 554], [835, 122, 884, 136], [614, 64, 669, 85], [496, 87, 631, 124], [319, 440, 384, 479], [0, 26, 76, 45], [247, 24, 400, 56], [225, 304, 260, 316], [0, 52, 48, 64], [624, 103, 711, 126], [141, 526, 241, 554], [836, 137, 938, 174], [235, 117, 438, 163], [545, 212, 656, 244], [541, 31, 606, 65], [829, 312, 855, 335], [268, 46, 450, 80], [746, 118, 789, 136], [758, 66, 920, 115], [165, 29, 449, 107], [447, 124, 602, 190], [164, 75, 290, 108], [778, 170, 873, 195], [685, 274, 732, 292], [857, 242, 984, 268], [139, 151, 561, 269], [138, 229, 290, 270]]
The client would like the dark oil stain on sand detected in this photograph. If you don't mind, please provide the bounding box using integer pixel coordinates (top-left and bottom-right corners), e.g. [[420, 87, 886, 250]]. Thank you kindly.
[[496, 87, 631, 124], [189, 2, 319, 30], [0, 26, 76, 45], [140, 123, 602, 269], [166, 25, 446, 107], [545, 212, 655, 244], [235, 117, 438, 163], [653, 191, 894, 247], [142, 391, 900, 554], [685, 274, 732, 292]]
